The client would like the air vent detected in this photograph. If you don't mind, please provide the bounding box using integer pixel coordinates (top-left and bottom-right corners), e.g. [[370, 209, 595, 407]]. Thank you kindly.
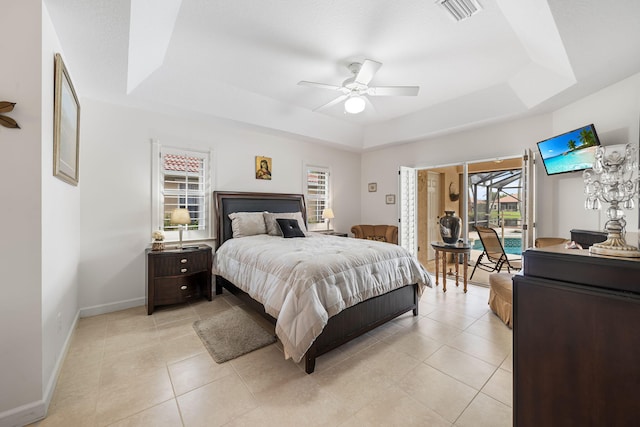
[[438, 0, 482, 21]]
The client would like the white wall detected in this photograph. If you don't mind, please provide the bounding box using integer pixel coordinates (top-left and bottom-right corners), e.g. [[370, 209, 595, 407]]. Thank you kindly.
[[0, 0, 44, 421], [40, 1, 81, 409], [0, 3, 81, 425], [78, 99, 361, 313], [361, 114, 551, 227], [361, 72, 640, 241], [547, 72, 640, 236]]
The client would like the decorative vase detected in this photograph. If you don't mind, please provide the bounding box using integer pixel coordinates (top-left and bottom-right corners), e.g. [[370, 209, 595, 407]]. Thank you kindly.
[[151, 241, 165, 251], [439, 210, 461, 244]]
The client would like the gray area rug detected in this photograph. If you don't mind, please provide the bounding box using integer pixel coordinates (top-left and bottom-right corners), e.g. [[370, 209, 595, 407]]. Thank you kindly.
[[193, 307, 277, 363]]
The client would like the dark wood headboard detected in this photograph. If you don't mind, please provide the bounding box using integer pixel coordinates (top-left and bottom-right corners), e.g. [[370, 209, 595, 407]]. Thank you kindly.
[[214, 191, 307, 249]]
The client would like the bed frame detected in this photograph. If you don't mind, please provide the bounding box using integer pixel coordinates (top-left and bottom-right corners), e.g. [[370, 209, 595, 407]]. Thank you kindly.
[[213, 191, 419, 373]]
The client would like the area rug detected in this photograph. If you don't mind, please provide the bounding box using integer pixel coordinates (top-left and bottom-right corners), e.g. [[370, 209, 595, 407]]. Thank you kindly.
[[193, 307, 277, 363]]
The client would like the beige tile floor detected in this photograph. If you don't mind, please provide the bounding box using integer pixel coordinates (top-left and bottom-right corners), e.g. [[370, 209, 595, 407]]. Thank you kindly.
[[32, 280, 513, 427]]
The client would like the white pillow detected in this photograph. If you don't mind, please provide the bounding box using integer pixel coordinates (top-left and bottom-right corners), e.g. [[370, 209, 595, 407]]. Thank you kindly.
[[264, 212, 308, 236], [228, 212, 267, 238]]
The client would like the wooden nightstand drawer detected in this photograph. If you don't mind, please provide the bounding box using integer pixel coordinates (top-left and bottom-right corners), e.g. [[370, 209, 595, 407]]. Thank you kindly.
[[154, 275, 203, 305], [153, 250, 209, 277], [146, 245, 212, 314]]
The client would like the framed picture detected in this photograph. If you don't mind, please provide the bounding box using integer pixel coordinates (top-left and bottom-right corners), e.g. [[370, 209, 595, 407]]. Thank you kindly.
[[368, 182, 377, 192], [53, 53, 81, 186], [385, 194, 396, 204], [255, 156, 272, 180]]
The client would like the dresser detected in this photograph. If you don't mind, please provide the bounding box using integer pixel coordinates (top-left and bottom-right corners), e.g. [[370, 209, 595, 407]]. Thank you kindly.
[[513, 245, 640, 426], [146, 245, 212, 314]]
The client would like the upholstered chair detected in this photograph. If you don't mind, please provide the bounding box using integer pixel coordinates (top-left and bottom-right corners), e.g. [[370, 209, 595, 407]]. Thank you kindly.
[[534, 237, 570, 248], [350, 225, 398, 244]]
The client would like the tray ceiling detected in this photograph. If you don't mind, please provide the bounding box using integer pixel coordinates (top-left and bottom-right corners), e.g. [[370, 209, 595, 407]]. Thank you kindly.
[[44, 0, 640, 150]]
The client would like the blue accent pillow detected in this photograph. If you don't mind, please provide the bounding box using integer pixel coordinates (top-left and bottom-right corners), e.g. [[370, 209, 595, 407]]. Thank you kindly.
[[276, 218, 306, 238]]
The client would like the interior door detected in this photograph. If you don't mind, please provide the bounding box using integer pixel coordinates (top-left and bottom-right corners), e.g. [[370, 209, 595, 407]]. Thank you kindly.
[[426, 171, 441, 259]]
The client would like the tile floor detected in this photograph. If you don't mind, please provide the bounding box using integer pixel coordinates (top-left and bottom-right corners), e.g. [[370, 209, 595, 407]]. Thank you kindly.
[[32, 280, 513, 427]]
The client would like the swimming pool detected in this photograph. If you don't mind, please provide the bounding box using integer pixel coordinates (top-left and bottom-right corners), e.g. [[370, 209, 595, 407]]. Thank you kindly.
[[472, 236, 523, 255]]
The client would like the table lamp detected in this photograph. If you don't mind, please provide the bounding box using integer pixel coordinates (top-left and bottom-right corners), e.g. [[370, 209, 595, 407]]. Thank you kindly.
[[322, 208, 334, 231], [583, 143, 640, 257], [170, 208, 191, 249]]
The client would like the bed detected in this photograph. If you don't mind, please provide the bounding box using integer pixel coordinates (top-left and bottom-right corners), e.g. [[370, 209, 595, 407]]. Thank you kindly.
[[212, 191, 431, 373]]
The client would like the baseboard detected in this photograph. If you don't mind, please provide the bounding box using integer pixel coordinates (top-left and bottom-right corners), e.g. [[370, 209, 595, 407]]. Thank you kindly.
[[0, 399, 45, 427], [0, 297, 143, 427], [42, 311, 80, 410], [0, 312, 79, 427], [79, 296, 145, 318]]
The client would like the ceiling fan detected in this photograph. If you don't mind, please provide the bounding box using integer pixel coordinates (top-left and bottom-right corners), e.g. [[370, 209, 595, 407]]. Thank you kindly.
[[298, 59, 420, 114]]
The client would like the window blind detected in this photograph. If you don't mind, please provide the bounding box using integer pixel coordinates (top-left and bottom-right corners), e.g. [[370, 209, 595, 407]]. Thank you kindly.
[[305, 166, 330, 227], [162, 152, 207, 232]]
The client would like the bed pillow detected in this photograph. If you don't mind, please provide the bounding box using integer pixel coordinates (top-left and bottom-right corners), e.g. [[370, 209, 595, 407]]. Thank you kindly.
[[264, 212, 308, 236], [276, 218, 306, 238], [228, 212, 267, 238], [366, 236, 387, 242]]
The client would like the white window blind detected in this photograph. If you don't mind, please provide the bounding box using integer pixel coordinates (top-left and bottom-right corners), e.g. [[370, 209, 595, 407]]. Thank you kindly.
[[152, 142, 212, 241], [162, 153, 206, 232], [305, 165, 330, 230], [400, 166, 417, 256]]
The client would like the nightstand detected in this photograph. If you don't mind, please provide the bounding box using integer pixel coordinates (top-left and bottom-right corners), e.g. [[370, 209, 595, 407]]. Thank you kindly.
[[318, 231, 348, 237], [145, 245, 212, 314]]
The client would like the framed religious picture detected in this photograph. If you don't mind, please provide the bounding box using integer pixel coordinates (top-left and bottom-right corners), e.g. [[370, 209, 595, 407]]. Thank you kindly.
[[385, 194, 396, 204], [53, 53, 81, 186], [255, 156, 272, 180]]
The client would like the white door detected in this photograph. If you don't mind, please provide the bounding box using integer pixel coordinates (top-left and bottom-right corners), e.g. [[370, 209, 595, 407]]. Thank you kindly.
[[426, 171, 441, 259]]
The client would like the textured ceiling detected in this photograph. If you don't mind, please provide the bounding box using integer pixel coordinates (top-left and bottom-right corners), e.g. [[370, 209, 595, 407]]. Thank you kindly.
[[44, 0, 640, 151]]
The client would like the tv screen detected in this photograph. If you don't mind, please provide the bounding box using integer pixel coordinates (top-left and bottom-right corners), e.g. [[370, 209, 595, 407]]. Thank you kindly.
[[536, 124, 601, 175]]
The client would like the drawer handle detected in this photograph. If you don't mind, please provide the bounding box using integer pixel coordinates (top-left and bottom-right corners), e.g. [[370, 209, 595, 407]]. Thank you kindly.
[[180, 285, 187, 290], [180, 259, 188, 264], [181, 268, 188, 273]]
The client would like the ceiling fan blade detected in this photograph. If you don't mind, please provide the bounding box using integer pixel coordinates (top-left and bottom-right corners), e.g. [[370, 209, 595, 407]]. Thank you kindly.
[[354, 59, 382, 86], [367, 86, 420, 96], [313, 94, 349, 112], [298, 81, 345, 91], [363, 96, 376, 113]]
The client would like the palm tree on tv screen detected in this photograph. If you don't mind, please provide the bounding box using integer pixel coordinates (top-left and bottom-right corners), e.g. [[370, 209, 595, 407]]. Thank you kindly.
[[579, 129, 596, 147]]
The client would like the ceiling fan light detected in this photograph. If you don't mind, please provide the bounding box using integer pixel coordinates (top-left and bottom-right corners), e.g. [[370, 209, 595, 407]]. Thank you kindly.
[[344, 96, 365, 114]]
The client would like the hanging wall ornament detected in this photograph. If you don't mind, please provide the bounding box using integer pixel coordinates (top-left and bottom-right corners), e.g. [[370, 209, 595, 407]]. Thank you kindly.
[[449, 181, 460, 201], [0, 101, 20, 129]]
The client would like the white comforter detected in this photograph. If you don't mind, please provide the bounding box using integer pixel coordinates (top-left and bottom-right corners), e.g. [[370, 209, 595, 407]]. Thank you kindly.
[[212, 233, 432, 362]]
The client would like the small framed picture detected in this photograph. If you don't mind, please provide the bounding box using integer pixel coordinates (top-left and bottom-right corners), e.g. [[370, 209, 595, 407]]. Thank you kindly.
[[385, 194, 396, 204], [368, 182, 377, 192], [255, 156, 272, 180], [53, 53, 81, 186]]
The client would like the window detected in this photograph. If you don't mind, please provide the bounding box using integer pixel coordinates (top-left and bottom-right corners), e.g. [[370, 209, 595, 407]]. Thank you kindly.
[[304, 165, 330, 231], [152, 142, 212, 241]]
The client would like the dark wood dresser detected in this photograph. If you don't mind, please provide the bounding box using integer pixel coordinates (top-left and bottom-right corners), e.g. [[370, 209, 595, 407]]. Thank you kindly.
[[513, 245, 640, 426], [146, 245, 212, 314]]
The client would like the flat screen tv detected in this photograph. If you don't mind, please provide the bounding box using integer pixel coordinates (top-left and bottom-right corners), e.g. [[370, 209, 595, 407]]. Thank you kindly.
[[536, 124, 601, 176]]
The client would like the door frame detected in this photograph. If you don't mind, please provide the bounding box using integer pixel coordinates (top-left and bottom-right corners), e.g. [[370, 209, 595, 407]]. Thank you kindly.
[[400, 153, 534, 267]]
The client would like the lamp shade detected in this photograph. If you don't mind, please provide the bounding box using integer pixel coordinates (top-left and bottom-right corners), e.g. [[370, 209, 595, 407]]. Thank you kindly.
[[344, 96, 365, 114], [322, 208, 335, 219], [170, 208, 191, 225]]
